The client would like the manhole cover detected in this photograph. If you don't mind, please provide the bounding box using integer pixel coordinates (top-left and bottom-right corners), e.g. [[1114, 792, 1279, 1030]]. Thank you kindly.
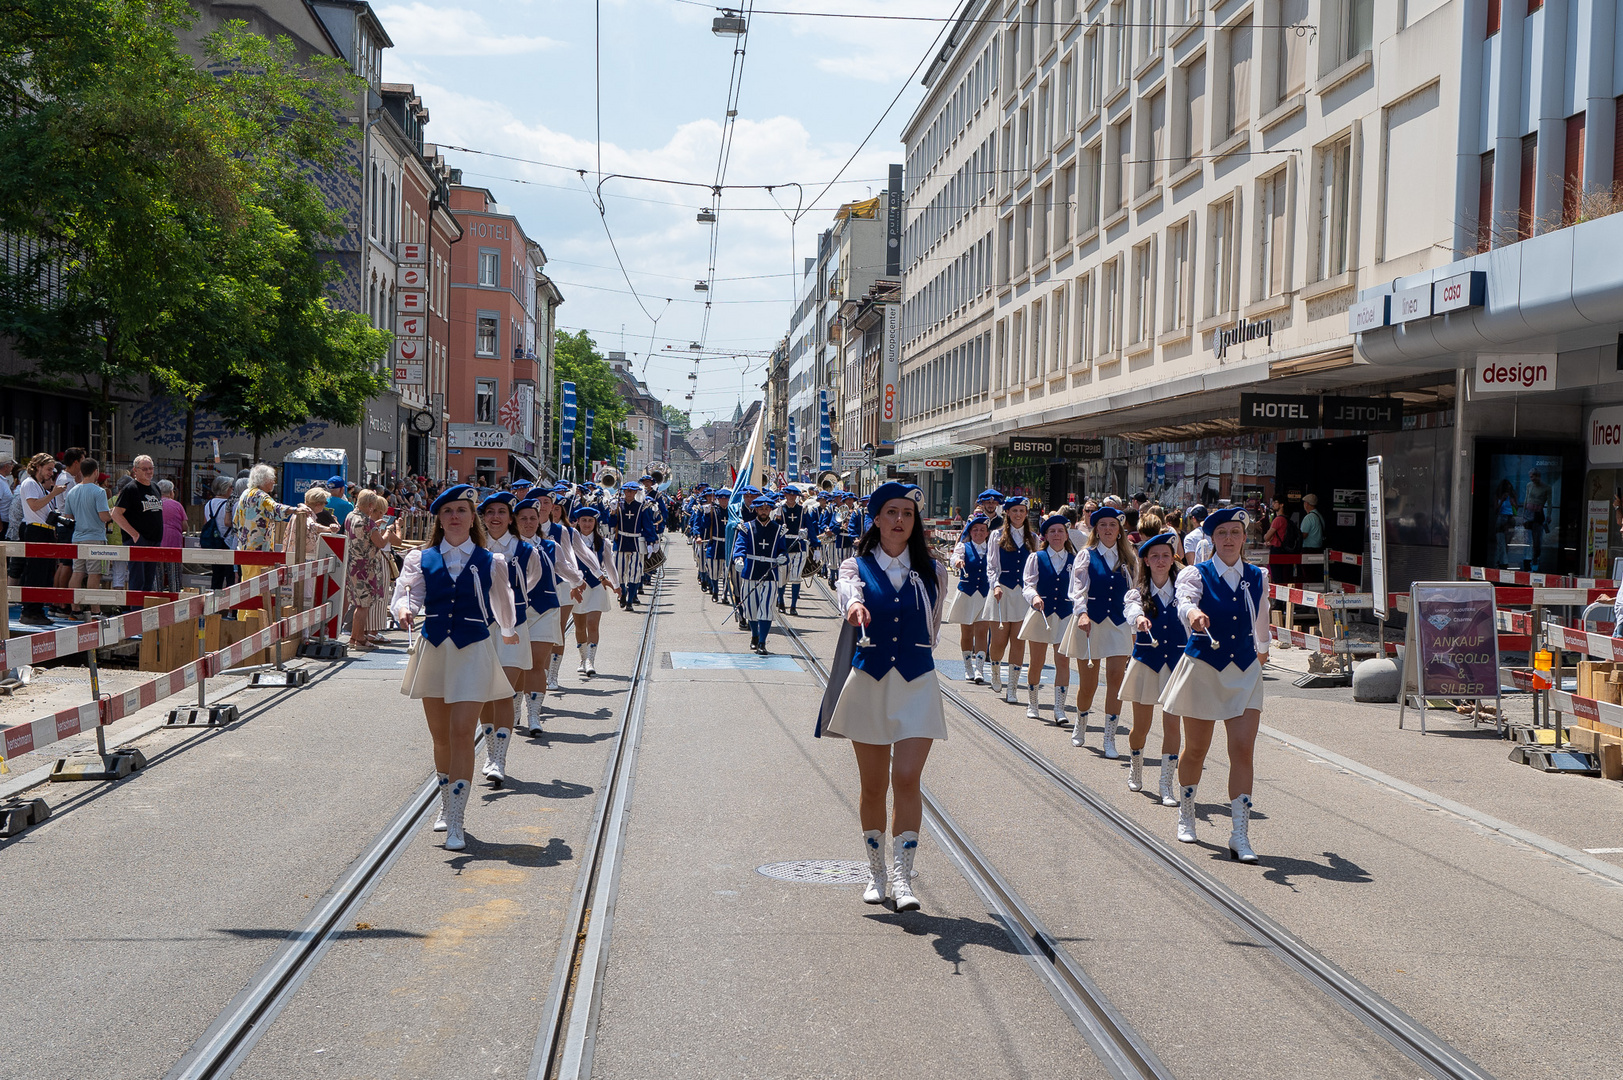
[[756, 859, 870, 884]]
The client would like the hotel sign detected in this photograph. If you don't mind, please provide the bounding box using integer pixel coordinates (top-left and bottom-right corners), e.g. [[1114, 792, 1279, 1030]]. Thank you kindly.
[[1322, 396, 1403, 431], [1240, 393, 1319, 427]]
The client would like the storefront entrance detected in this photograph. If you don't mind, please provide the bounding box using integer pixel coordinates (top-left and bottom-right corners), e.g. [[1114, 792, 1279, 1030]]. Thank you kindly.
[[1274, 435, 1369, 557]]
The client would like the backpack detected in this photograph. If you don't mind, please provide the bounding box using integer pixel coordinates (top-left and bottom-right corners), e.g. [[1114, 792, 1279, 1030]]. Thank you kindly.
[[1282, 514, 1302, 553], [200, 497, 234, 548]]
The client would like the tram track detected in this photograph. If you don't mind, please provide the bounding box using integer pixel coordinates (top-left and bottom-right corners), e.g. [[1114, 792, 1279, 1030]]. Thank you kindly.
[[165, 575, 665, 1080], [795, 576, 1493, 1080]]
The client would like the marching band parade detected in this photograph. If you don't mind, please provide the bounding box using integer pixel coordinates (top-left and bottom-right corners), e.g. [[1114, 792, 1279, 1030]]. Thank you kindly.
[[370, 463, 1272, 882]]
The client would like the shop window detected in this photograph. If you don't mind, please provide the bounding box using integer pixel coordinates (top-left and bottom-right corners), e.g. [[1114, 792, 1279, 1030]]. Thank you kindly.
[[475, 378, 497, 424]]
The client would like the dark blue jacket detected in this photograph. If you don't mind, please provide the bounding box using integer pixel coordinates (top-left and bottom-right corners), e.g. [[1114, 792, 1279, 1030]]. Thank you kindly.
[[732, 518, 786, 580]]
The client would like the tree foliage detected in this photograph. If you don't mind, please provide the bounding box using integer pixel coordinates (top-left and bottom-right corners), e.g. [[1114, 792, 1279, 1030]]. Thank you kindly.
[[662, 404, 692, 435], [554, 329, 636, 465]]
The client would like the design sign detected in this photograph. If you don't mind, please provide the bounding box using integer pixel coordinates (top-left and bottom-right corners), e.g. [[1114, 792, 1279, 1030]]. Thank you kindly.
[[1475, 354, 1555, 393]]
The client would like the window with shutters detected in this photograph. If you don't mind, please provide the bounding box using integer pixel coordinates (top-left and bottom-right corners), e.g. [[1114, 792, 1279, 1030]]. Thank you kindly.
[[1208, 196, 1237, 317], [1317, 136, 1354, 276], [1256, 167, 1291, 299]]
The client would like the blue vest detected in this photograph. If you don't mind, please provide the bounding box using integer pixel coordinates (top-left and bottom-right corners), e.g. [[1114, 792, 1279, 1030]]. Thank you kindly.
[[1031, 549, 1075, 619], [525, 537, 560, 615], [420, 545, 495, 648], [780, 504, 808, 550], [1085, 548, 1128, 625], [502, 537, 533, 625], [995, 531, 1031, 589], [1132, 582, 1188, 672], [579, 535, 605, 589], [1184, 560, 1265, 672], [958, 543, 989, 596], [851, 554, 935, 682]]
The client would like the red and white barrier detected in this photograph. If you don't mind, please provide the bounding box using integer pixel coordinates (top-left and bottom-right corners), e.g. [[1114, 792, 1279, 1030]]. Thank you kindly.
[[1268, 583, 1369, 608], [1544, 622, 1623, 661], [1269, 624, 1381, 655], [0, 541, 284, 566], [102, 660, 207, 726], [1462, 564, 1619, 591], [2, 701, 100, 761]]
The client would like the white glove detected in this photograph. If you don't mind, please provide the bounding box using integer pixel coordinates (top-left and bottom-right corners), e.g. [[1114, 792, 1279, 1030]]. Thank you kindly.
[[733, 557, 745, 572]]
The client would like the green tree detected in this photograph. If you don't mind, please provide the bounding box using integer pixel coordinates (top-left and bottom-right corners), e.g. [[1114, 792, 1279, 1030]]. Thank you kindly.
[[662, 404, 692, 435], [554, 329, 634, 475]]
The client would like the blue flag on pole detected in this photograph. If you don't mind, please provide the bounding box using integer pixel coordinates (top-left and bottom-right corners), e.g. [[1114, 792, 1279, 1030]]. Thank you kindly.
[[818, 390, 832, 473], [583, 407, 595, 470], [768, 432, 777, 471], [787, 417, 799, 483], [560, 382, 578, 471]]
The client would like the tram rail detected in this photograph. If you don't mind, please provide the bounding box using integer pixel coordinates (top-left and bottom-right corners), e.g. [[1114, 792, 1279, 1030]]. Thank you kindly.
[[800, 576, 1494, 1080]]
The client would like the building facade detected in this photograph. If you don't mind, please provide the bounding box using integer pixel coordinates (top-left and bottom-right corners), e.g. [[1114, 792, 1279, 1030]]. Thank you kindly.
[[895, 0, 1468, 546], [608, 352, 670, 483]]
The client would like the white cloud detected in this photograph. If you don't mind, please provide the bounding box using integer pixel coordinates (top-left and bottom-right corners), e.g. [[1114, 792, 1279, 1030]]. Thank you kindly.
[[376, 4, 560, 56]]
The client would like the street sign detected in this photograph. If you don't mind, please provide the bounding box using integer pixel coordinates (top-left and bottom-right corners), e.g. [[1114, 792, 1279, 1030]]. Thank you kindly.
[[838, 450, 871, 467], [395, 338, 424, 362], [394, 362, 425, 386]]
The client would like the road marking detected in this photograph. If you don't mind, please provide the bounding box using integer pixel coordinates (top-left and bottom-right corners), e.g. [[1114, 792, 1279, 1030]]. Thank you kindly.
[[1258, 724, 1623, 889], [1583, 847, 1623, 854]]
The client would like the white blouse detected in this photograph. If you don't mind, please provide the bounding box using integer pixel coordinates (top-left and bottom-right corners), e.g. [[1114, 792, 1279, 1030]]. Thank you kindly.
[[390, 538, 518, 633], [1124, 578, 1177, 625], [1173, 558, 1271, 653], [836, 551, 949, 647], [485, 530, 547, 596], [985, 526, 1033, 588]]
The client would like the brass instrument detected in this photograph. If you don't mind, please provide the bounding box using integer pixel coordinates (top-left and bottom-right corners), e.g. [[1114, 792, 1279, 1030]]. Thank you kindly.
[[817, 471, 839, 492], [597, 466, 623, 494]]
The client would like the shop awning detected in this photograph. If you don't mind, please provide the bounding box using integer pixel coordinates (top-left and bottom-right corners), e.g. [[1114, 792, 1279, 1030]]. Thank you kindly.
[[509, 453, 540, 480], [889, 440, 985, 458]]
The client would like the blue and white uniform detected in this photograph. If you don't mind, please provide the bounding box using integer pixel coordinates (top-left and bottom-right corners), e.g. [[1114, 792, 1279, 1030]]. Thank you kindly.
[[1019, 545, 1075, 644], [392, 539, 518, 704], [983, 524, 1035, 623], [732, 510, 786, 625], [1119, 576, 1189, 704], [485, 529, 541, 670], [776, 498, 811, 610], [570, 511, 618, 614], [824, 548, 949, 743], [523, 532, 585, 646], [696, 498, 727, 598], [1060, 545, 1136, 659], [608, 487, 660, 604], [945, 537, 991, 624], [1159, 555, 1271, 720]]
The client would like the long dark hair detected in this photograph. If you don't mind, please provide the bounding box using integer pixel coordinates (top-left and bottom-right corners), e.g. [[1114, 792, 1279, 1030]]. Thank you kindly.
[[856, 506, 939, 604], [1134, 537, 1183, 619]]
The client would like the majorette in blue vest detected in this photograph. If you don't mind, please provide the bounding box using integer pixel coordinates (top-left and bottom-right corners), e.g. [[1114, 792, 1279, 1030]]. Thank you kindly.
[[1018, 536, 1075, 647], [984, 498, 1035, 626], [475, 491, 544, 785], [944, 522, 991, 626], [733, 496, 787, 653], [1118, 531, 1192, 804], [565, 503, 618, 684], [1059, 507, 1136, 663]]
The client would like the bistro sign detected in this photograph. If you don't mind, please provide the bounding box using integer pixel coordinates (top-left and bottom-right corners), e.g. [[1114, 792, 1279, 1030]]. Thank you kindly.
[[1004, 437, 1107, 460]]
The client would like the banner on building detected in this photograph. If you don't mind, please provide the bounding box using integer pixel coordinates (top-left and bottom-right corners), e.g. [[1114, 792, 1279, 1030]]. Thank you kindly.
[[583, 407, 595, 464], [886, 164, 903, 277], [560, 381, 578, 470], [818, 389, 833, 473], [498, 391, 524, 435], [881, 303, 900, 428], [768, 432, 777, 470], [787, 417, 799, 482]]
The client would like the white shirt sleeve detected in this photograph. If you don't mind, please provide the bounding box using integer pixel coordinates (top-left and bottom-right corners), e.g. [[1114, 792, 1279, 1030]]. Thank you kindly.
[[390, 548, 426, 623], [951, 539, 966, 566], [1123, 585, 1146, 625], [929, 560, 949, 646], [835, 556, 864, 613], [1252, 565, 1271, 653], [985, 541, 1002, 586], [1068, 550, 1089, 605], [521, 546, 545, 595], [487, 552, 518, 633], [1021, 551, 1043, 605], [568, 529, 602, 585], [1173, 563, 1205, 629]]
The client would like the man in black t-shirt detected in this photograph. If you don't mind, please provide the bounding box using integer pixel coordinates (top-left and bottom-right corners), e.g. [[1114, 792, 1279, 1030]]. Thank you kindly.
[[111, 456, 165, 593]]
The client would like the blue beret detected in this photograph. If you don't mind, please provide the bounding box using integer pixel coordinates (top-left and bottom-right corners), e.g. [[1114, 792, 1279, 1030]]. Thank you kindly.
[[620, 482, 640, 491], [1089, 505, 1123, 528], [1137, 531, 1178, 558], [1203, 505, 1249, 531], [1037, 514, 1070, 535], [751, 495, 775, 508], [714, 489, 732, 498], [639, 474, 653, 482], [430, 484, 476, 514], [529, 486, 555, 501], [965, 513, 990, 527], [479, 491, 516, 512], [866, 482, 923, 522], [510, 479, 533, 490], [514, 497, 540, 513], [977, 488, 1003, 503], [1188, 504, 1208, 517], [570, 504, 601, 520], [1003, 495, 1028, 507], [326, 475, 345, 485]]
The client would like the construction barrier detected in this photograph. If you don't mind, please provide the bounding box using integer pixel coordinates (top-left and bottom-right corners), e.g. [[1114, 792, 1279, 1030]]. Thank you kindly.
[[0, 554, 345, 773]]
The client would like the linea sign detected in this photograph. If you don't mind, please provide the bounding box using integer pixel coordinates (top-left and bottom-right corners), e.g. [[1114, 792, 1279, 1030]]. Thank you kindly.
[[1588, 404, 1623, 465], [1239, 393, 1319, 427], [1212, 317, 1273, 360]]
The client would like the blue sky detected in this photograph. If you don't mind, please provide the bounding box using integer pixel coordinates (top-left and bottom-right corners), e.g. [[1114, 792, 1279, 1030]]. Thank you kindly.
[[377, 0, 946, 423]]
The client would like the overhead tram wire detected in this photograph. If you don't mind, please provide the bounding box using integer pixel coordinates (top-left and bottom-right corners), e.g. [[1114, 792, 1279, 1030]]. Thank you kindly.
[[671, 0, 1315, 31]]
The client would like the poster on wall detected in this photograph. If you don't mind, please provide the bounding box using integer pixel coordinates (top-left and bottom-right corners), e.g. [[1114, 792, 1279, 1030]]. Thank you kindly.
[[1399, 581, 1501, 733], [1481, 449, 1564, 573], [1587, 500, 1611, 578]]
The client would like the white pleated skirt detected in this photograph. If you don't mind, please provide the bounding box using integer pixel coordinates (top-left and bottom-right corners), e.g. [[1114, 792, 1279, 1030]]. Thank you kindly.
[[1119, 657, 1174, 706], [945, 587, 990, 624], [575, 583, 611, 614], [985, 587, 1030, 624], [740, 577, 776, 620], [825, 667, 947, 743], [1060, 616, 1134, 660], [496, 618, 533, 669], [1018, 608, 1069, 644], [400, 635, 513, 703], [527, 607, 565, 645], [1159, 653, 1264, 721]]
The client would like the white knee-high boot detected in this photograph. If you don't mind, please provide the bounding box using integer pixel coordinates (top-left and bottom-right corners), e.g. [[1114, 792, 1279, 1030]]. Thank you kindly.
[[1005, 666, 1022, 704], [988, 657, 1004, 693], [1025, 682, 1041, 719], [578, 642, 590, 673], [891, 832, 920, 911], [972, 651, 987, 683], [443, 778, 471, 851], [526, 691, 543, 735], [1128, 749, 1144, 791], [1159, 754, 1179, 806], [1052, 684, 1069, 726], [1228, 794, 1258, 862], [1177, 783, 1198, 843], [548, 652, 564, 688], [1102, 713, 1121, 759], [432, 772, 449, 831], [1071, 711, 1089, 747], [862, 829, 887, 904], [586, 643, 598, 675]]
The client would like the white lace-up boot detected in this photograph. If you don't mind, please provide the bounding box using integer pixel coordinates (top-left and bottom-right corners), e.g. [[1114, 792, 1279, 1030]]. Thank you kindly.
[[1101, 714, 1121, 759], [1128, 749, 1144, 791], [578, 643, 590, 674], [443, 779, 471, 851], [972, 651, 987, 683], [432, 773, 449, 831], [527, 691, 543, 735], [1005, 667, 1021, 704], [586, 643, 598, 676], [482, 726, 510, 785], [1025, 682, 1041, 720], [988, 658, 1003, 693], [548, 652, 564, 689], [1052, 685, 1069, 726], [891, 832, 920, 911], [1228, 795, 1258, 863], [1159, 755, 1179, 806], [1071, 712, 1088, 747], [862, 829, 887, 904], [478, 724, 497, 779], [961, 652, 975, 682], [1177, 784, 1199, 844]]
